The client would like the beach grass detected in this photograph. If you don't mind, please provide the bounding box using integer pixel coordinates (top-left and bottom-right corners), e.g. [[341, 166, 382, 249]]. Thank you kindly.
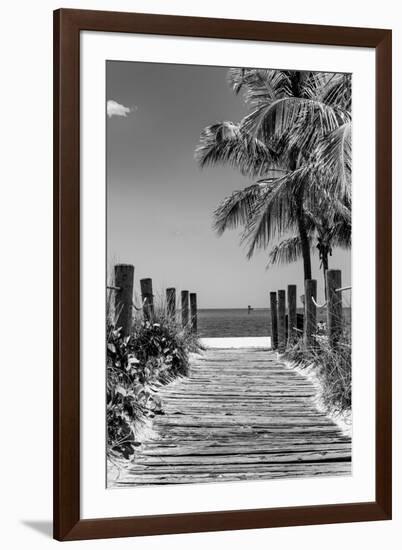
[[283, 326, 351, 415]]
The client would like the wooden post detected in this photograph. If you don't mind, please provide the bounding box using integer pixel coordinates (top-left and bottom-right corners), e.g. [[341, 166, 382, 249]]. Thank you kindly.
[[296, 313, 304, 332], [181, 290, 189, 328], [278, 290, 286, 352], [166, 288, 176, 320], [140, 278, 154, 320], [190, 293, 197, 333], [285, 314, 288, 342], [269, 291, 278, 350], [288, 284, 297, 345], [304, 279, 317, 349], [114, 264, 134, 337], [327, 269, 343, 348]]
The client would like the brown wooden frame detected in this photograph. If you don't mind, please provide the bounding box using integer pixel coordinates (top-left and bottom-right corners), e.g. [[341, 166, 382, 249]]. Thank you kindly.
[[54, 8, 392, 541]]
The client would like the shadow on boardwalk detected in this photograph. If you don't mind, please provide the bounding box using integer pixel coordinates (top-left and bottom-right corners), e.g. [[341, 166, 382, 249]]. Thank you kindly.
[[113, 348, 351, 486]]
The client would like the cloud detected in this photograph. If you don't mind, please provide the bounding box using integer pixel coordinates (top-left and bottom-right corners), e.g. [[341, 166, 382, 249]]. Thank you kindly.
[[107, 100, 133, 118]]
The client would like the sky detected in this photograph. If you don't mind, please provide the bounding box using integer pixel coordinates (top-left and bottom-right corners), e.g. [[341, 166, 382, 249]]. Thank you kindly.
[[106, 61, 351, 309]]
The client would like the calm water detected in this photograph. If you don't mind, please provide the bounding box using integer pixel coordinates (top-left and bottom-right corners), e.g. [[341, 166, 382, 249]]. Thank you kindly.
[[197, 308, 351, 338]]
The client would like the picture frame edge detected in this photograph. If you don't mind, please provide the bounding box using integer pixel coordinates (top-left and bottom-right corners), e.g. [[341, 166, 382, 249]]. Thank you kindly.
[[55, 501, 390, 541], [53, 8, 392, 541]]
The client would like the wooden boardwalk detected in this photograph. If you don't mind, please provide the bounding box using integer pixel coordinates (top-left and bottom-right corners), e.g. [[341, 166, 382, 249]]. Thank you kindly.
[[116, 348, 351, 486]]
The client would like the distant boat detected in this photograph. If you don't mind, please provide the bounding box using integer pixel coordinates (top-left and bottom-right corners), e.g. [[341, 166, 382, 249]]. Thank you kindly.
[[247, 305, 253, 314]]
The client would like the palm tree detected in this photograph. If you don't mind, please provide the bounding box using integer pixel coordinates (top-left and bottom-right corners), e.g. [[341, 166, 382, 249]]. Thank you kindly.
[[269, 118, 352, 295], [195, 69, 351, 282], [268, 195, 351, 298]]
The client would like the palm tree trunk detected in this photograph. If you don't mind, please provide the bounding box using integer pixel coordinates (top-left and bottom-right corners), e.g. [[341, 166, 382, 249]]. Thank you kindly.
[[290, 145, 312, 282], [322, 252, 329, 300], [317, 231, 330, 300], [296, 207, 312, 281]]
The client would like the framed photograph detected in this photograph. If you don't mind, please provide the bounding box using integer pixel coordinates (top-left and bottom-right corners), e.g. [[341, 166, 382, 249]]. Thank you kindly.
[[54, 8, 392, 541]]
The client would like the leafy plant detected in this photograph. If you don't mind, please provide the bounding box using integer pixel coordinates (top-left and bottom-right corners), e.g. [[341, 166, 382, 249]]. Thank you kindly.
[[106, 303, 201, 462], [130, 314, 198, 380]]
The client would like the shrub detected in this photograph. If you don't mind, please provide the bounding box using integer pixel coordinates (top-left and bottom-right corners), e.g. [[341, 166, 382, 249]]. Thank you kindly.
[[107, 326, 160, 461], [131, 312, 200, 380], [106, 305, 201, 462]]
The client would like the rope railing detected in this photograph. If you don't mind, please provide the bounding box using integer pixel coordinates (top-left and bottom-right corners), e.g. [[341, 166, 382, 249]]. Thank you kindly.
[[111, 265, 198, 335], [270, 270, 348, 352], [312, 297, 327, 308], [108, 284, 154, 311], [132, 298, 145, 312], [311, 285, 351, 307]]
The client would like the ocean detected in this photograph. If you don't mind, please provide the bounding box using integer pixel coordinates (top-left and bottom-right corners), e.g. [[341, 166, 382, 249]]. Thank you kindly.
[[197, 308, 352, 338]]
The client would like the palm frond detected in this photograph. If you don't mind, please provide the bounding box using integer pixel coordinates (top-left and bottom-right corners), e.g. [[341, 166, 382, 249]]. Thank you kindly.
[[333, 222, 351, 248], [321, 73, 352, 110], [243, 173, 303, 258], [227, 68, 290, 102], [227, 68, 247, 95], [213, 183, 264, 235], [241, 97, 346, 147], [303, 181, 350, 221], [332, 199, 351, 248], [267, 234, 312, 267], [195, 121, 279, 178], [298, 71, 331, 100], [314, 122, 352, 200]]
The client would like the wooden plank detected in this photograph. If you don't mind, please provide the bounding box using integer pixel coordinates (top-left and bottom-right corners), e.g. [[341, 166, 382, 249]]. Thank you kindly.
[[141, 442, 351, 454], [116, 463, 351, 486], [136, 451, 351, 465], [114, 348, 351, 486]]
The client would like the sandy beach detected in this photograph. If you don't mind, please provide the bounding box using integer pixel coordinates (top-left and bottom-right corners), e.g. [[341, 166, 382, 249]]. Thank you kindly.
[[201, 336, 271, 349]]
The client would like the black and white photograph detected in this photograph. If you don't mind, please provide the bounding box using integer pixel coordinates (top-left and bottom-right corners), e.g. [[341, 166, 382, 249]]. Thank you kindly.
[[106, 61, 352, 487], [1, 0, 395, 545]]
